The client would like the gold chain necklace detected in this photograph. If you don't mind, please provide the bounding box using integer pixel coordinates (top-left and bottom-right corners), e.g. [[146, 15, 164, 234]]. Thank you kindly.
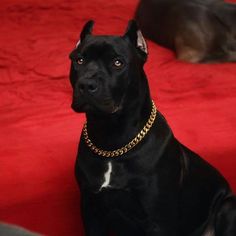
[[83, 100, 157, 158]]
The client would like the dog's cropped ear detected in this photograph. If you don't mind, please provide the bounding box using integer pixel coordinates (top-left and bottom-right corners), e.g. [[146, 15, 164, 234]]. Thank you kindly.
[[76, 20, 94, 47], [80, 20, 94, 40], [123, 20, 148, 60]]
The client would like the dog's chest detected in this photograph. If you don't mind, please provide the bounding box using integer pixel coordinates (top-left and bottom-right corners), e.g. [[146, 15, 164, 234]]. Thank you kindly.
[[77, 157, 130, 193], [98, 161, 132, 192]]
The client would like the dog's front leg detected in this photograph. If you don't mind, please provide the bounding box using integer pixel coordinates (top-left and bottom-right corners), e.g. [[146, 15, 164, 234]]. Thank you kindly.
[[81, 191, 109, 236]]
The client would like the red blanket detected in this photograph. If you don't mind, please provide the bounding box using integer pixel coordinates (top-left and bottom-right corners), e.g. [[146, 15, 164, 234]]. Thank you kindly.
[[0, 0, 235, 235]]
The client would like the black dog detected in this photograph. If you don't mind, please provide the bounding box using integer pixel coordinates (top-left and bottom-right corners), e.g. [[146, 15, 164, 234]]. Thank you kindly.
[[69, 20, 236, 236], [135, 0, 236, 63]]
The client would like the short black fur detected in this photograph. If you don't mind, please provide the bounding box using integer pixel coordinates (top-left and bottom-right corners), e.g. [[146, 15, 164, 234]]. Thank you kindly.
[[69, 20, 236, 236]]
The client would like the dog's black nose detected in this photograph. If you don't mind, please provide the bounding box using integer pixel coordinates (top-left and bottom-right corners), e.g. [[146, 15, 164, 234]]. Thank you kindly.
[[78, 79, 98, 94]]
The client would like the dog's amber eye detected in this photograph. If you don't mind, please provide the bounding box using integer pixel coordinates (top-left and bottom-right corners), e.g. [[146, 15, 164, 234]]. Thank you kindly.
[[77, 57, 84, 65], [113, 59, 123, 68]]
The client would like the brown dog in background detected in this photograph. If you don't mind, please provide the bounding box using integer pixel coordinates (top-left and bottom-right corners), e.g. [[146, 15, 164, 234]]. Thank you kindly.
[[135, 0, 236, 63]]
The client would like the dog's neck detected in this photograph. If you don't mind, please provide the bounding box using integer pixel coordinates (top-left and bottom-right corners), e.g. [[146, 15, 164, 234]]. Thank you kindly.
[[85, 77, 152, 151]]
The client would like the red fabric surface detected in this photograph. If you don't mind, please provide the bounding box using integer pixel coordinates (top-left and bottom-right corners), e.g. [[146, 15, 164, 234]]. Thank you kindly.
[[0, 0, 235, 235]]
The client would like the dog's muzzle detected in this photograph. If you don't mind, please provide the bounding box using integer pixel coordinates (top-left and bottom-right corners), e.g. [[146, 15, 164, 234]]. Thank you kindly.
[[77, 77, 98, 95]]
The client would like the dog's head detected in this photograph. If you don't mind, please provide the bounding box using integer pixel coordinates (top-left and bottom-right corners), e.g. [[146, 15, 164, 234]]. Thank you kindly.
[[69, 20, 148, 115]]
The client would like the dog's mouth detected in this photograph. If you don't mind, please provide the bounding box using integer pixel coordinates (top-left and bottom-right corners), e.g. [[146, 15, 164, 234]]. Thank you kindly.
[[71, 96, 121, 115]]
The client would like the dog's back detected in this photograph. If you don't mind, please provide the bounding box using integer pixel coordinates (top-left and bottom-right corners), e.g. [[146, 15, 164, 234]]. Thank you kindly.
[[213, 2, 236, 61], [135, 0, 236, 63]]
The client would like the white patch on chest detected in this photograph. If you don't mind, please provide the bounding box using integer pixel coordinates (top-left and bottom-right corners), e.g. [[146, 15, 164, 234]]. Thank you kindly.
[[99, 162, 112, 191], [203, 227, 214, 236]]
